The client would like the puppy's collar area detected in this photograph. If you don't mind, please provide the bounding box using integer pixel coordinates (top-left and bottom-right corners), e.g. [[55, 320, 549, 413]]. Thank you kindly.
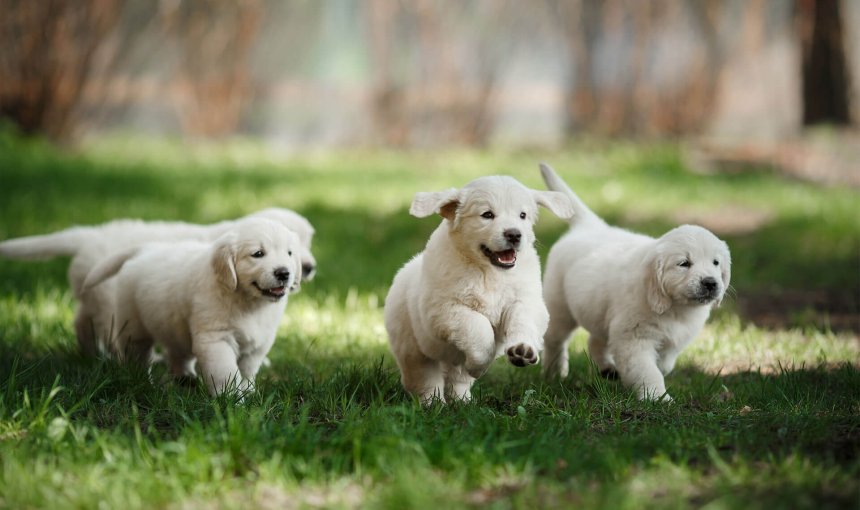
[[480, 244, 517, 269], [252, 281, 287, 301]]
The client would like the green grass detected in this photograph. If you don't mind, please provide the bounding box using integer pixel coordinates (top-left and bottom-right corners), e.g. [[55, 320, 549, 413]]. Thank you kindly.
[[0, 130, 858, 509]]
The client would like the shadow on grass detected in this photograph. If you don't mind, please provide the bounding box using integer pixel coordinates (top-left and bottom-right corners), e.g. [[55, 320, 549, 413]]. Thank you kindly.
[[2, 339, 857, 487]]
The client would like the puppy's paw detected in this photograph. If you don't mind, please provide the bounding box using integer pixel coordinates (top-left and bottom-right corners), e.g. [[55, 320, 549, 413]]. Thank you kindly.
[[638, 388, 673, 403], [506, 343, 538, 367], [599, 368, 619, 381]]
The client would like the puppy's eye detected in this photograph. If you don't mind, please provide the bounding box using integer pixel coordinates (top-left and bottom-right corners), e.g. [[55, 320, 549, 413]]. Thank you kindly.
[[678, 260, 691, 268], [481, 211, 495, 219], [713, 259, 719, 266], [251, 250, 265, 258], [288, 250, 293, 256], [519, 212, 527, 220]]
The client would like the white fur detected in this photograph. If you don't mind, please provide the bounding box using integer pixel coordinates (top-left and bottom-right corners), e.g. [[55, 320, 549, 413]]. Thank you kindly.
[[539, 163, 731, 401], [0, 208, 315, 357], [384, 175, 574, 403], [82, 218, 302, 396]]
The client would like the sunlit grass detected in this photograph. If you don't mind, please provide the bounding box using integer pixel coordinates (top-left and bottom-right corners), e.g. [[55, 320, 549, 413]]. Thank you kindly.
[[0, 131, 858, 509]]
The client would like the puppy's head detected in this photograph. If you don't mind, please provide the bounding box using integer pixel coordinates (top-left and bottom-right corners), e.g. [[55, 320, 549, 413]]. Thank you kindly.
[[248, 208, 317, 282], [410, 176, 573, 270], [211, 218, 303, 303], [646, 225, 731, 314]]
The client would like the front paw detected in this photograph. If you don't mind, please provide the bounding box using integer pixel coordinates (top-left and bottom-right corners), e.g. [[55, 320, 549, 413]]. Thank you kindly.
[[506, 343, 538, 367]]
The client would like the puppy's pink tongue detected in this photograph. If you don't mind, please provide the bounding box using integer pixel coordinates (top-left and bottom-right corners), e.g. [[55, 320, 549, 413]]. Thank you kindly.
[[497, 250, 516, 264]]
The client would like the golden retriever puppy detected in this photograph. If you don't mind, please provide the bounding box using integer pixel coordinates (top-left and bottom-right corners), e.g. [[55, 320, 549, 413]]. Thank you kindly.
[[0, 208, 315, 357], [82, 218, 302, 395], [384, 175, 574, 403], [539, 163, 731, 401]]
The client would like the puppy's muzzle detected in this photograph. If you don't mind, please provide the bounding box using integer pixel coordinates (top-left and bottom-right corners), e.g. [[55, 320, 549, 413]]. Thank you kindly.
[[274, 266, 291, 283], [695, 276, 720, 302], [481, 228, 521, 270], [504, 228, 521, 248], [252, 267, 291, 301]]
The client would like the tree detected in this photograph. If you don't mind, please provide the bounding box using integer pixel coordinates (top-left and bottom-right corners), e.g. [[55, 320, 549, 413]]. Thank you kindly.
[[0, 0, 121, 141], [798, 0, 852, 125]]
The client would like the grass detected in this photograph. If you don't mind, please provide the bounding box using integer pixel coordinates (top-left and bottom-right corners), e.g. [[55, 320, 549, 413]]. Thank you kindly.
[[0, 129, 858, 509]]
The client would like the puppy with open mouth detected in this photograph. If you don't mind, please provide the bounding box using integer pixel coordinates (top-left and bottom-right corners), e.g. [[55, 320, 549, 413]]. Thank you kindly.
[[82, 218, 302, 396], [384, 175, 574, 403], [539, 163, 731, 401]]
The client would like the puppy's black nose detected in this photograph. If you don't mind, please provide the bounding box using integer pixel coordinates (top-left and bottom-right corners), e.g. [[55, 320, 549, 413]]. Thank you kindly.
[[504, 228, 522, 247], [702, 277, 718, 292], [274, 267, 290, 282]]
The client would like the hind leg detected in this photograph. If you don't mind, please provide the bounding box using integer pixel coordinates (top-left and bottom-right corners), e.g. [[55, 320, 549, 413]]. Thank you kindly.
[[74, 308, 98, 358], [588, 334, 617, 379], [541, 295, 577, 379], [111, 317, 153, 367], [389, 328, 445, 403], [445, 364, 475, 403], [77, 285, 119, 358], [399, 352, 445, 404], [166, 345, 197, 379]]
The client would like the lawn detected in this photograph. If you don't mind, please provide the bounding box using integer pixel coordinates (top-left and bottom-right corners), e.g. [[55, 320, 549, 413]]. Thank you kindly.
[[0, 130, 858, 509]]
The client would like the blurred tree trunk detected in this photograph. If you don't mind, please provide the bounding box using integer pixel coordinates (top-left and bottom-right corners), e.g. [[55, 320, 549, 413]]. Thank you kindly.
[[162, 0, 262, 138], [560, 0, 600, 135], [0, 0, 121, 141], [363, 1, 504, 147], [798, 0, 851, 125], [365, 0, 409, 146], [560, 0, 723, 138]]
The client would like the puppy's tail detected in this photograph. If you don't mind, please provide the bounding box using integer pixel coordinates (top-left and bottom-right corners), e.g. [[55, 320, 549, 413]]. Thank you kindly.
[[82, 247, 140, 292], [539, 163, 604, 227], [0, 227, 94, 260]]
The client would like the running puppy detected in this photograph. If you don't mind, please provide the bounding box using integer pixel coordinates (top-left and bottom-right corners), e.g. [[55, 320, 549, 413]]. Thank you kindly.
[[82, 218, 302, 395], [539, 163, 731, 401], [384, 175, 574, 403], [0, 208, 315, 356]]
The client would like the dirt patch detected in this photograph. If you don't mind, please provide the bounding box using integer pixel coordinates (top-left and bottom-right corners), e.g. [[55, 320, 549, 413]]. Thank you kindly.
[[671, 205, 775, 236], [737, 288, 860, 333], [686, 130, 860, 188]]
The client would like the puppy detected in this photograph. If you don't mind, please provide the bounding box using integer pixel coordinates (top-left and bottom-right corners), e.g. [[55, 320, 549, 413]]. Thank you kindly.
[[82, 218, 302, 395], [539, 163, 731, 401], [384, 176, 574, 403], [0, 207, 315, 356]]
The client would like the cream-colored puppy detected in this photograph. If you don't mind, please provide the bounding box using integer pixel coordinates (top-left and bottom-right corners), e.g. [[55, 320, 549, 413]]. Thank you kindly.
[[384, 176, 574, 403], [82, 218, 302, 395], [0, 208, 315, 356], [539, 163, 731, 401]]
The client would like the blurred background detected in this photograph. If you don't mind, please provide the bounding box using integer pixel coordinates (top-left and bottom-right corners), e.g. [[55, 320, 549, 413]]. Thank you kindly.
[[0, 0, 858, 332], [0, 0, 857, 152], [1, 4, 859, 506]]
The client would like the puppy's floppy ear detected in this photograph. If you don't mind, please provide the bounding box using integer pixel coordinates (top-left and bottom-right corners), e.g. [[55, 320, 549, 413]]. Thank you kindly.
[[646, 253, 671, 315], [211, 234, 239, 291], [714, 241, 732, 308], [532, 190, 575, 220], [289, 243, 302, 294], [410, 188, 460, 220]]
